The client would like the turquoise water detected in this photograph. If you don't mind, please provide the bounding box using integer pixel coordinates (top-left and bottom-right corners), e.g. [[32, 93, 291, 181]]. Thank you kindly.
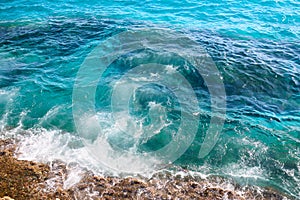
[[0, 0, 299, 198]]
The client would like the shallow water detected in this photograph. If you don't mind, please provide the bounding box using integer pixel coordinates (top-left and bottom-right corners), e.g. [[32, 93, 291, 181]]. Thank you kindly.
[[0, 0, 299, 198]]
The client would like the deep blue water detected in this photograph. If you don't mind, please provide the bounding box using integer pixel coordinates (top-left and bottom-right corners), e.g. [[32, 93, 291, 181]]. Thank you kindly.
[[0, 0, 299, 198]]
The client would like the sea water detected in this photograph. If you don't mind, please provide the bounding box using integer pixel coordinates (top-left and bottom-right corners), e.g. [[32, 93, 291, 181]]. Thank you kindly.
[[0, 0, 299, 198]]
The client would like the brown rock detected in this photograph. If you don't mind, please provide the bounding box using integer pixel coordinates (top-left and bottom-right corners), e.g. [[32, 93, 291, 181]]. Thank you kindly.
[[0, 139, 292, 200], [0, 196, 15, 200]]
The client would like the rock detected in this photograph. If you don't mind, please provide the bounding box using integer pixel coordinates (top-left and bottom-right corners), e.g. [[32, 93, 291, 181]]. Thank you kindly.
[[0, 139, 291, 200], [0, 197, 15, 200]]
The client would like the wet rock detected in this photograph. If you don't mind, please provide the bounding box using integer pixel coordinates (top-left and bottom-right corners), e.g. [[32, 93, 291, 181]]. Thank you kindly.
[[0, 139, 292, 200]]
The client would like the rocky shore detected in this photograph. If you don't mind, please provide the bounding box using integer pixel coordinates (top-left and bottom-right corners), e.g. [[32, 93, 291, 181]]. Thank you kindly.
[[0, 139, 291, 200]]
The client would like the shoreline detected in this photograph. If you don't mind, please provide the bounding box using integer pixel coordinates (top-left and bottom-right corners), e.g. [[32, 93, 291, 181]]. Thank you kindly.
[[0, 139, 292, 200]]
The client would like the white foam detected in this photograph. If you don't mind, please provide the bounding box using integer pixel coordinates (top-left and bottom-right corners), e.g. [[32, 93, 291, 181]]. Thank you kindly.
[[14, 128, 95, 187], [0, 88, 19, 132], [10, 119, 163, 186], [223, 163, 265, 180]]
